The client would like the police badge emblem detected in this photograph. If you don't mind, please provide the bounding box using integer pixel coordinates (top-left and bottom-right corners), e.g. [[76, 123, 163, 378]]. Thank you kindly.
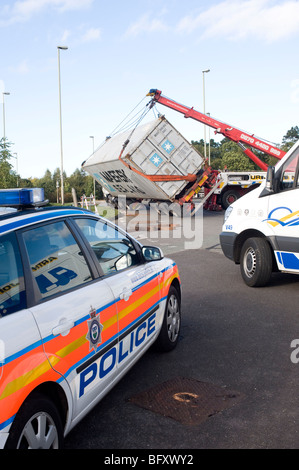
[[86, 307, 103, 352]]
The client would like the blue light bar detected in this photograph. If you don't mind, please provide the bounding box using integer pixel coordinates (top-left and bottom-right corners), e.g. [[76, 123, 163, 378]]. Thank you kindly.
[[0, 188, 45, 207]]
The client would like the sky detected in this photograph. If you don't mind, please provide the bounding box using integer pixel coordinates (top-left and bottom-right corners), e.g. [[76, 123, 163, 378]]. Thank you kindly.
[[1, 0, 299, 180]]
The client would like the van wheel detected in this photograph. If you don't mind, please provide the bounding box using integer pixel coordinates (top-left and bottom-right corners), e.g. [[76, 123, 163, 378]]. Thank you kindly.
[[155, 286, 181, 352], [5, 393, 63, 449], [240, 237, 272, 287]]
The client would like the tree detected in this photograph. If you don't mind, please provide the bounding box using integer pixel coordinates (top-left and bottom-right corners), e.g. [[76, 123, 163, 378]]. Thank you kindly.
[[38, 169, 56, 201], [67, 168, 87, 198], [0, 138, 18, 188], [281, 126, 299, 152], [219, 140, 255, 171], [192, 138, 222, 169]]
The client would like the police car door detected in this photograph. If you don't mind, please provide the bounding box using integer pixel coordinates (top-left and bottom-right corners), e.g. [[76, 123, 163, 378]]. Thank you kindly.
[[21, 219, 119, 419], [266, 144, 299, 273], [73, 217, 161, 374]]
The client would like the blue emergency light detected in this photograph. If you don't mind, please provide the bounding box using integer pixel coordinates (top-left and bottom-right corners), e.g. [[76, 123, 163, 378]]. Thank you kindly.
[[0, 188, 46, 208]]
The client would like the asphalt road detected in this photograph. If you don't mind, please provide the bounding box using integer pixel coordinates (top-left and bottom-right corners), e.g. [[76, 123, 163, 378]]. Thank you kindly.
[[64, 210, 299, 450]]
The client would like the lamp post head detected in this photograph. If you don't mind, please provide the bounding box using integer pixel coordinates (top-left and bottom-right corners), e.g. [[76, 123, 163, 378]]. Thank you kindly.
[[202, 69, 210, 74], [58, 46, 68, 50]]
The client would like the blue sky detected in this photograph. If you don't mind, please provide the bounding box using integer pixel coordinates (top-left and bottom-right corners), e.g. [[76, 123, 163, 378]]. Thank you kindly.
[[1, 0, 299, 179]]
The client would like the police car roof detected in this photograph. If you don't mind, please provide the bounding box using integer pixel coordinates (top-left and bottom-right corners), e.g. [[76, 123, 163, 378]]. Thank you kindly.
[[0, 204, 92, 222]]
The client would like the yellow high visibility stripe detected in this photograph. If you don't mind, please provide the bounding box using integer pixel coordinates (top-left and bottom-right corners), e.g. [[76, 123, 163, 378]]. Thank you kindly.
[[0, 273, 178, 401], [0, 358, 53, 400]]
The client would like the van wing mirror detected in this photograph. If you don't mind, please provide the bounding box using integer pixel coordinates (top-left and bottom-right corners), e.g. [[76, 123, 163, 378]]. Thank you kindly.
[[260, 166, 276, 198], [266, 166, 275, 191]]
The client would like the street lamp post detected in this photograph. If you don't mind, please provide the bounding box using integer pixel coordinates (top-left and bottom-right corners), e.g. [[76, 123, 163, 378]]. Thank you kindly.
[[207, 113, 211, 166], [2, 92, 10, 147], [202, 69, 210, 161], [90, 136, 95, 198], [56, 180, 59, 204], [57, 46, 68, 205], [13, 152, 18, 187]]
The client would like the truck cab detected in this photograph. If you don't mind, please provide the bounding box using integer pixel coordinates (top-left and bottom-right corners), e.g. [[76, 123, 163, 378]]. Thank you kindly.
[[220, 140, 299, 286]]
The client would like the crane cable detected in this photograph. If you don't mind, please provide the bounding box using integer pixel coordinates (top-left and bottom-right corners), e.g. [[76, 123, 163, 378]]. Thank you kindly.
[[109, 96, 149, 137], [117, 96, 197, 183]]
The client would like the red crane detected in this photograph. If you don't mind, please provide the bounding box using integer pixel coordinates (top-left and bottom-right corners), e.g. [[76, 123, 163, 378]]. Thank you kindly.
[[147, 89, 285, 172]]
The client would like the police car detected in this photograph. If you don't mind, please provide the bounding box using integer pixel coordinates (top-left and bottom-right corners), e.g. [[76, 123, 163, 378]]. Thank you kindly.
[[0, 188, 181, 449]]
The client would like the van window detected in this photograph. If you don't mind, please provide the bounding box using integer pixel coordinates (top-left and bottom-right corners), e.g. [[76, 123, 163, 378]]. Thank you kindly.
[[23, 221, 92, 300], [280, 146, 299, 190], [0, 232, 26, 317]]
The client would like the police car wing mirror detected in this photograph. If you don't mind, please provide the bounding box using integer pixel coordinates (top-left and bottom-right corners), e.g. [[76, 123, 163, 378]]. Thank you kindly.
[[142, 246, 164, 262], [115, 254, 132, 271]]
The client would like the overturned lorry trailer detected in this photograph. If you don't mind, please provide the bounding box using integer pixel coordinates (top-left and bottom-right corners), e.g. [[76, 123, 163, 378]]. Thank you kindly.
[[82, 116, 215, 210]]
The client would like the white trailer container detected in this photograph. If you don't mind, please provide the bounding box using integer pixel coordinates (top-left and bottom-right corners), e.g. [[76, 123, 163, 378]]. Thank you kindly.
[[82, 117, 204, 202]]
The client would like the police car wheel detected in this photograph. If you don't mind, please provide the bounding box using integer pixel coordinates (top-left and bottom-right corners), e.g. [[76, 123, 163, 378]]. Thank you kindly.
[[5, 393, 63, 449], [155, 286, 181, 352], [240, 237, 272, 287]]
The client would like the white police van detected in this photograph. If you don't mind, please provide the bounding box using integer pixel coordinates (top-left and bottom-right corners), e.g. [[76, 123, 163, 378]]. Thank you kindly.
[[220, 139, 299, 287], [0, 188, 181, 448]]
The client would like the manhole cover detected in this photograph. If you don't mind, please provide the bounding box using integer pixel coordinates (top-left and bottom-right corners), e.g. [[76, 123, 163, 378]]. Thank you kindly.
[[128, 377, 244, 425]]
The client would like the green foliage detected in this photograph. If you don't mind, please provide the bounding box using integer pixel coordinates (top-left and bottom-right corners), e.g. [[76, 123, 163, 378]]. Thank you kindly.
[[221, 140, 255, 171], [0, 139, 103, 203], [192, 126, 299, 171], [1, 125, 298, 201], [281, 126, 299, 152], [31, 167, 103, 203], [0, 138, 18, 188], [192, 138, 222, 169], [192, 137, 256, 171]]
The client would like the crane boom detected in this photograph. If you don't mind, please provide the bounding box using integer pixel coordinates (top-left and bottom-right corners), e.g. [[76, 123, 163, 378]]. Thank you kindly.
[[147, 89, 286, 172]]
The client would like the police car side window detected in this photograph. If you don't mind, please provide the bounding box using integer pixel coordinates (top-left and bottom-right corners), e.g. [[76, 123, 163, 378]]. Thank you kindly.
[[0, 232, 26, 317], [22, 221, 92, 300], [74, 218, 139, 276]]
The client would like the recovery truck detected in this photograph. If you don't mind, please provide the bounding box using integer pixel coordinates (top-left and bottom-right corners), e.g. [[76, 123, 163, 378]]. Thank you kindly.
[[82, 115, 219, 214], [83, 89, 285, 213], [147, 89, 286, 210]]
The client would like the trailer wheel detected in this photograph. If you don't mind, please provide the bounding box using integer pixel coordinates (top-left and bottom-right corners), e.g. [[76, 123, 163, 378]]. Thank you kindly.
[[240, 237, 272, 287], [221, 189, 240, 210]]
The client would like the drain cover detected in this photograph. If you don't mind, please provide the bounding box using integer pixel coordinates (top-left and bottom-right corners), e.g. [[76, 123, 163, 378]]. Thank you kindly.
[[128, 377, 244, 425]]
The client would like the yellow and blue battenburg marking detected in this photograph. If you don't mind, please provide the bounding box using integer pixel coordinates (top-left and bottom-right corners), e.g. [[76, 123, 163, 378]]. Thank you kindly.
[[263, 207, 299, 227], [263, 206, 299, 271], [275, 251, 299, 271]]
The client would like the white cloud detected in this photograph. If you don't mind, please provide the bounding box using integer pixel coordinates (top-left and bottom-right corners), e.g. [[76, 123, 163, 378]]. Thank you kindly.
[[0, 0, 94, 25], [176, 0, 299, 43], [55, 0, 94, 12], [61, 29, 72, 42], [13, 60, 30, 74], [5, 60, 29, 75], [124, 12, 169, 38], [81, 27, 101, 42]]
